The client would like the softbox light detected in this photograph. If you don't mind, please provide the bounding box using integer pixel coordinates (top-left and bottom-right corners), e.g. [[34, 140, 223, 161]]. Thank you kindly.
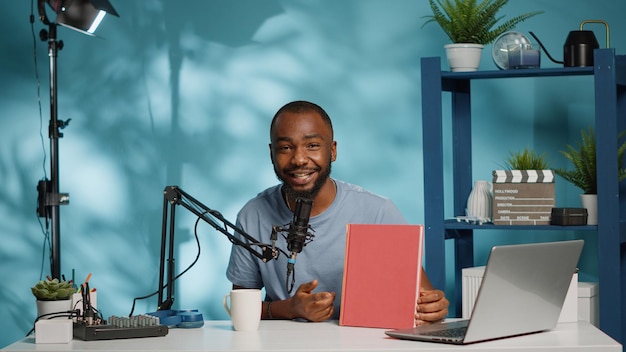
[[46, 0, 119, 35]]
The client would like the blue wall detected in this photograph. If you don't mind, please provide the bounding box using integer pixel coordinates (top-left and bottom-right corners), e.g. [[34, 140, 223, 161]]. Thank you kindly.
[[1, 0, 624, 347]]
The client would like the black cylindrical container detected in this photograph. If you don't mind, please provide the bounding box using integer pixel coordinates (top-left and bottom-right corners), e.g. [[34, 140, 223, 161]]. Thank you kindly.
[[563, 30, 599, 67]]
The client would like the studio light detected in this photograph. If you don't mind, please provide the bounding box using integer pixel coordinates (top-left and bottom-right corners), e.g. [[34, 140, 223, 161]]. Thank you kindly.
[[40, 0, 119, 35], [36, 0, 118, 280]]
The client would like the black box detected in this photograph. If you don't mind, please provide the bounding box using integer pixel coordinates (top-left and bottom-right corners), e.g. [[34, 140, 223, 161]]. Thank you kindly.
[[550, 208, 588, 225]]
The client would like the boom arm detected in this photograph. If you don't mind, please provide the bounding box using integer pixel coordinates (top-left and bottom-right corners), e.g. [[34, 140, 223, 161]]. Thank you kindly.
[[156, 185, 285, 310]]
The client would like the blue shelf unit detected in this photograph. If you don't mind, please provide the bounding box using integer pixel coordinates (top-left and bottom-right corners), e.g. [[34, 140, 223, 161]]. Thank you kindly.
[[420, 48, 626, 344]]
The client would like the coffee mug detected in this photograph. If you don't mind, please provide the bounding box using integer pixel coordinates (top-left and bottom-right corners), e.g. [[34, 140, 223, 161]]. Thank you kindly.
[[223, 289, 262, 331]]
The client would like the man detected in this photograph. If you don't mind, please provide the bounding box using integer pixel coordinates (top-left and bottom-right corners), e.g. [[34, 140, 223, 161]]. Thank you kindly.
[[226, 100, 449, 324]]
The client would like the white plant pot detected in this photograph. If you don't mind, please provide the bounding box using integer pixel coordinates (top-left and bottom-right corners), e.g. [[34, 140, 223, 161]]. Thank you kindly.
[[580, 193, 597, 225], [36, 299, 72, 319], [445, 43, 484, 72]]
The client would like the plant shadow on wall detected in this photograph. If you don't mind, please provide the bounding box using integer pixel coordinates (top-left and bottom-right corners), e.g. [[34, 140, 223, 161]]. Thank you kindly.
[[1, 1, 429, 346], [64, 0, 285, 317], [0, 1, 283, 342], [0, 142, 48, 338]]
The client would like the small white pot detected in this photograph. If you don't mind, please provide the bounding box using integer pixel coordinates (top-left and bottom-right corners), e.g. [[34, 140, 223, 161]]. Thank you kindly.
[[580, 193, 597, 225], [445, 43, 484, 72], [36, 299, 72, 319]]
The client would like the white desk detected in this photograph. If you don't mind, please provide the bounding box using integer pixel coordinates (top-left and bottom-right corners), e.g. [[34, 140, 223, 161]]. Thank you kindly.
[[1, 320, 621, 352]]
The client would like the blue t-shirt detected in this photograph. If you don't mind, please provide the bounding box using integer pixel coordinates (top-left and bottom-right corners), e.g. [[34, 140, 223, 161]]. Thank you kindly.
[[226, 179, 406, 318]]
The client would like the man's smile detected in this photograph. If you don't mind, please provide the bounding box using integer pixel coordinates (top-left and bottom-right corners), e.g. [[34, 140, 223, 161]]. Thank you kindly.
[[287, 169, 317, 185]]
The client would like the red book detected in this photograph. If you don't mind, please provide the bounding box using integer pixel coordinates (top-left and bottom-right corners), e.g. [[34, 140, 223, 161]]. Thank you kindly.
[[339, 224, 424, 329]]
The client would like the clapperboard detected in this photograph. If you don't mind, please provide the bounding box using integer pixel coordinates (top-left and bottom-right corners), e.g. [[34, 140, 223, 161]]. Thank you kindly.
[[492, 170, 555, 225]]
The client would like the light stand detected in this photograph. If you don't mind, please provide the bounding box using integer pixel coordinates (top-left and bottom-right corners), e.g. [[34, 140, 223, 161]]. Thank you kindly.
[[35, 0, 118, 280], [36, 12, 70, 281]]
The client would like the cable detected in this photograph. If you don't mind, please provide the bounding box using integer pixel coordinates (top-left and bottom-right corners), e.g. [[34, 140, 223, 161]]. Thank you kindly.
[[30, 0, 47, 180], [30, 0, 52, 282], [128, 215, 203, 316]]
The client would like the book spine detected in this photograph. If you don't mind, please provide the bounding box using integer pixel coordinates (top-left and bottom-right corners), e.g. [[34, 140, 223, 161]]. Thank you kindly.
[[414, 227, 424, 328], [338, 224, 351, 325]]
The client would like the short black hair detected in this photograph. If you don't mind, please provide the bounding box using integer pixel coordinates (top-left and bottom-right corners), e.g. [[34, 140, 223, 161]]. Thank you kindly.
[[270, 100, 333, 138]]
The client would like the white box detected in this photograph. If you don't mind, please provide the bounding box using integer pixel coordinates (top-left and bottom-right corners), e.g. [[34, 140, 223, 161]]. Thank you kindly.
[[578, 282, 599, 327], [461, 266, 486, 319], [462, 266, 578, 323], [35, 319, 73, 344]]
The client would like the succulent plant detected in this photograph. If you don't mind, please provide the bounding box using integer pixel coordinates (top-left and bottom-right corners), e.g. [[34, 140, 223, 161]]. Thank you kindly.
[[31, 279, 75, 301]]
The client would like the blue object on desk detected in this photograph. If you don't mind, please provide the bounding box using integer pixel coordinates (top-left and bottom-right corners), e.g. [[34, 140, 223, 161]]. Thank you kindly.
[[147, 309, 204, 328], [178, 312, 204, 329]]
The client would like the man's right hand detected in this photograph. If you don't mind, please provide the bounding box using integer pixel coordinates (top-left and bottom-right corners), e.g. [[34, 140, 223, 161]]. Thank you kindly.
[[287, 279, 335, 321]]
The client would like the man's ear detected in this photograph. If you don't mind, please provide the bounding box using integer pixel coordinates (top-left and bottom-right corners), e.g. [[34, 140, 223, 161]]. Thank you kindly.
[[331, 141, 337, 162]]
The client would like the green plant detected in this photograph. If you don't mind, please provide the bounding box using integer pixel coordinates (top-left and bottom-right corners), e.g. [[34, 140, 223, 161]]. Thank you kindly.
[[423, 0, 543, 44], [504, 147, 550, 170], [554, 127, 626, 194], [31, 279, 75, 301]]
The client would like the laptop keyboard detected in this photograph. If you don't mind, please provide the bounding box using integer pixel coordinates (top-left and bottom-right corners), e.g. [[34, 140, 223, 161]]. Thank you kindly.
[[422, 326, 467, 339]]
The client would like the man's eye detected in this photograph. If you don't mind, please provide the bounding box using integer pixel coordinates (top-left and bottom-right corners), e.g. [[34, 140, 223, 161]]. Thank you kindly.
[[308, 143, 321, 149], [278, 145, 292, 152]]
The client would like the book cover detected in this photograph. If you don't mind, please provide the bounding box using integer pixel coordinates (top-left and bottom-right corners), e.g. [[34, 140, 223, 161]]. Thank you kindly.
[[339, 224, 424, 329]]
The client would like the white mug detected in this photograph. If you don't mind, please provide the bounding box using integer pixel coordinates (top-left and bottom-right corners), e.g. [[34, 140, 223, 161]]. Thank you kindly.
[[223, 289, 262, 331]]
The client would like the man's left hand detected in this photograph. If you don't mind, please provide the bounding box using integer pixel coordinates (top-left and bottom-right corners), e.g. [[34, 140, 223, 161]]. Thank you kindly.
[[415, 290, 449, 325]]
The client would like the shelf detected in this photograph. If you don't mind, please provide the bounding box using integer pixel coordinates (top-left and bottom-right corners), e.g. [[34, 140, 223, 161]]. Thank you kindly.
[[442, 221, 599, 241], [443, 221, 626, 244], [420, 48, 625, 344], [443, 220, 597, 231], [441, 66, 593, 80]]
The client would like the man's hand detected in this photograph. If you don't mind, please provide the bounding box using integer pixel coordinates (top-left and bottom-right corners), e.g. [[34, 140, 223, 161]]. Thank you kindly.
[[415, 289, 449, 325], [288, 279, 335, 322]]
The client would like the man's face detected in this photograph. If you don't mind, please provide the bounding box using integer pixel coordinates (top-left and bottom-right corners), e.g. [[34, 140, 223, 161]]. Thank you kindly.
[[270, 110, 337, 200]]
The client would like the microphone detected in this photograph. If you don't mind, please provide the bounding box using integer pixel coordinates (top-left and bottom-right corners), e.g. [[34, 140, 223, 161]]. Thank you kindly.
[[285, 197, 313, 293]]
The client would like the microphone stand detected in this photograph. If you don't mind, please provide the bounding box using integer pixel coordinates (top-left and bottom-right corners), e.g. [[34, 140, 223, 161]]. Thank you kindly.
[[156, 185, 288, 311]]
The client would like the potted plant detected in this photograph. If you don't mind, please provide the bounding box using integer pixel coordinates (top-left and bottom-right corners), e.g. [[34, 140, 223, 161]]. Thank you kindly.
[[32, 278, 76, 318], [554, 127, 626, 225], [492, 147, 555, 225], [423, 0, 542, 71], [503, 147, 550, 170]]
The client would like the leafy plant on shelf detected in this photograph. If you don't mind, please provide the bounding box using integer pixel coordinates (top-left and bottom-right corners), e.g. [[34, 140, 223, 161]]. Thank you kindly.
[[422, 0, 543, 44], [31, 279, 75, 301], [554, 127, 626, 194], [504, 147, 550, 170]]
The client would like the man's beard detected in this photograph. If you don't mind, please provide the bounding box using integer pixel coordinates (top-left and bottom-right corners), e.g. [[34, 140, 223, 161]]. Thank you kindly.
[[276, 163, 332, 201]]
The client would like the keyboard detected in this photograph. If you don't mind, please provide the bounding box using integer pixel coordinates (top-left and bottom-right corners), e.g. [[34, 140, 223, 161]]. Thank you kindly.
[[422, 326, 467, 339]]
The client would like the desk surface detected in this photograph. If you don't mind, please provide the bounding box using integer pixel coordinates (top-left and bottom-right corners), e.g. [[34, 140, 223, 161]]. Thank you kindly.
[[2, 320, 621, 352]]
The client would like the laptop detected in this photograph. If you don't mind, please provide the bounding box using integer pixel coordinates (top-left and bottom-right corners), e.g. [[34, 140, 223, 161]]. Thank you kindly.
[[385, 239, 584, 345]]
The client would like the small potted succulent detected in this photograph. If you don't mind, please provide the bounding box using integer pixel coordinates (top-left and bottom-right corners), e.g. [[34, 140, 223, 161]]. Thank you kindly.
[[32, 279, 76, 318], [423, 0, 543, 71]]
